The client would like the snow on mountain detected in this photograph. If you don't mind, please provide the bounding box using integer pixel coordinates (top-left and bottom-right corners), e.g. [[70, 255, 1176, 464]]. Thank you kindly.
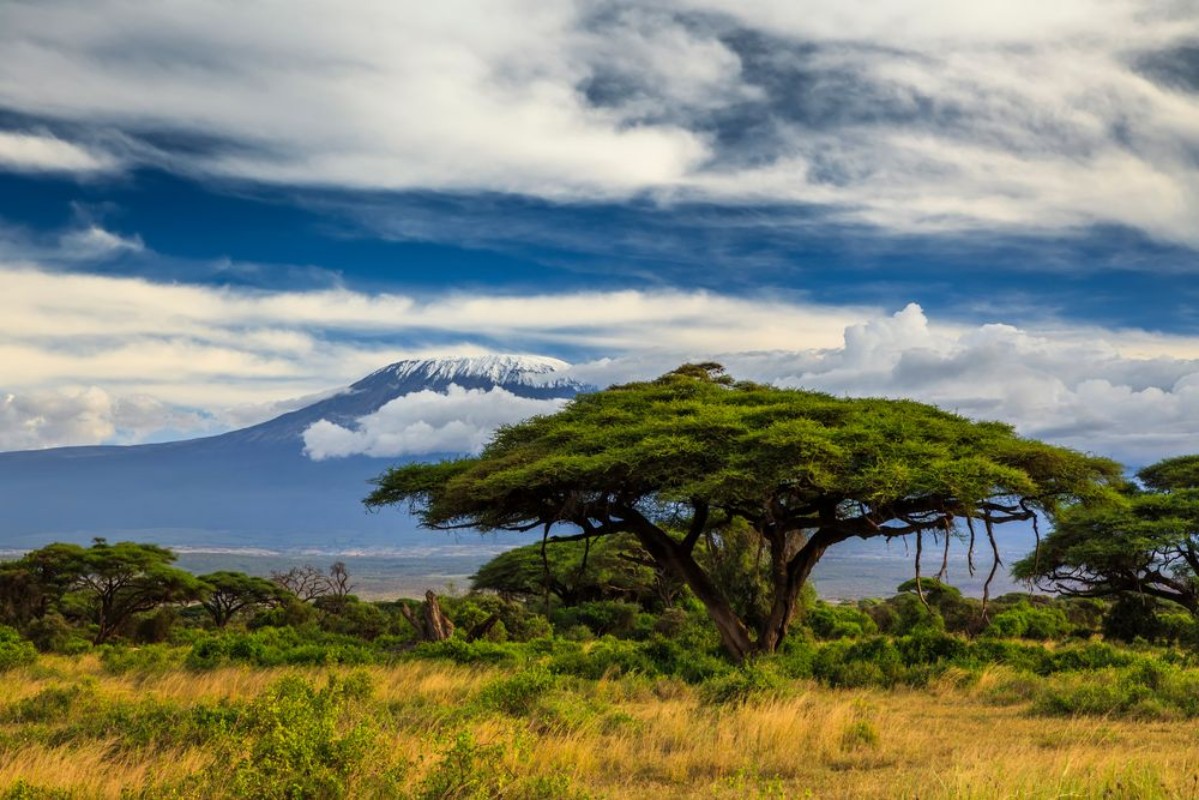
[[217, 355, 589, 448], [300, 356, 586, 460], [373, 355, 572, 386]]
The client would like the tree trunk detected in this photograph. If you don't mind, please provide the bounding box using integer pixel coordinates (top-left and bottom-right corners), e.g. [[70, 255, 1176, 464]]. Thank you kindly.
[[399, 590, 456, 642], [629, 519, 755, 662]]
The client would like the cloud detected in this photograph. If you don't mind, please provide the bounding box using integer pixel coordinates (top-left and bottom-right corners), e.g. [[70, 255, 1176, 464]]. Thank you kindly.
[[302, 385, 568, 459], [0, 262, 871, 407], [660, 304, 1199, 467], [57, 225, 145, 259], [0, 387, 213, 450], [5, 262, 1199, 465], [0, 130, 116, 173], [0, 1, 1196, 243]]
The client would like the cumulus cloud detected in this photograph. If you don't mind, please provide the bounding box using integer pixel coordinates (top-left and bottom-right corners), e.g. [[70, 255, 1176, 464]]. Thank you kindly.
[[559, 304, 1199, 467], [0, 1, 1196, 243], [302, 385, 568, 460], [0, 387, 213, 450]]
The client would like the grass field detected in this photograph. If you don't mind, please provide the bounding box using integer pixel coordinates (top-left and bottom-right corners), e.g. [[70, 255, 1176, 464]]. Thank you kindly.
[[4, 654, 1199, 800]]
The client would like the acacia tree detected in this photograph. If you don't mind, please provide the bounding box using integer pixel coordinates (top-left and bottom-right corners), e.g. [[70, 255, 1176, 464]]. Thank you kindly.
[[1, 539, 202, 644], [1014, 455, 1199, 612], [367, 365, 1119, 661], [470, 534, 672, 608], [198, 571, 286, 628]]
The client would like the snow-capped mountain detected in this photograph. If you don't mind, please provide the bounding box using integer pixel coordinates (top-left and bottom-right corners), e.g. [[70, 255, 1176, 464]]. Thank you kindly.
[[0, 355, 589, 550], [221, 354, 588, 447]]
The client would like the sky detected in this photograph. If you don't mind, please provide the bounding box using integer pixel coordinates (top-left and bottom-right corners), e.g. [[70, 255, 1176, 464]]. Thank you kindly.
[[2, 0, 1199, 468]]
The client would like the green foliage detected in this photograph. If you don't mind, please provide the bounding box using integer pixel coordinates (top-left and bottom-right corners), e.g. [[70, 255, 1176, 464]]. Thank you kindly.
[[316, 597, 391, 641], [984, 601, 1072, 640], [1, 782, 73, 800], [99, 643, 185, 675], [1015, 455, 1199, 616], [471, 534, 669, 608], [409, 730, 591, 800], [1, 539, 202, 645], [216, 675, 376, 799], [369, 364, 1119, 658], [698, 663, 787, 705], [185, 628, 377, 670], [1103, 595, 1170, 643], [476, 669, 558, 716], [198, 571, 285, 628], [805, 602, 879, 640], [1031, 661, 1199, 719], [0, 624, 36, 671], [551, 600, 642, 637]]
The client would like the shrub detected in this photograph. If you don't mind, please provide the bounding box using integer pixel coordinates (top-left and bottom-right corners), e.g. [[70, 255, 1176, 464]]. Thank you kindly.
[[410, 731, 591, 800], [0, 625, 36, 672], [812, 637, 907, 688], [99, 643, 184, 675], [699, 663, 787, 705], [552, 601, 642, 637], [547, 637, 656, 679], [476, 669, 558, 716], [1, 782, 73, 800], [984, 601, 1071, 640], [410, 637, 524, 667], [805, 603, 878, 640], [216, 675, 377, 799]]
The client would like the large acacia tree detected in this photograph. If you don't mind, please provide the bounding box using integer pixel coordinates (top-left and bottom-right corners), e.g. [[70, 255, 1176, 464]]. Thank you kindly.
[[1014, 455, 1199, 612], [367, 365, 1120, 660]]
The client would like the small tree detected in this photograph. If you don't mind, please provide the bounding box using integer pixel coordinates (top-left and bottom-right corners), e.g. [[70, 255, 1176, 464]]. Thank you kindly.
[[368, 365, 1119, 661], [199, 571, 286, 628], [1015, 454, 1199, 613], [470, 534, 669, 608]]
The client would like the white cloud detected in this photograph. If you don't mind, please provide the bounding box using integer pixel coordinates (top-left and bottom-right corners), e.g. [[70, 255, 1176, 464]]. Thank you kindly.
[[0, 1, 1196, 243], [0, 387, 213, 450], [302, 385, 568, 459], [0, 130, 116, 173], [57, 225, 145, 259], [4, 263, 1199, 465]]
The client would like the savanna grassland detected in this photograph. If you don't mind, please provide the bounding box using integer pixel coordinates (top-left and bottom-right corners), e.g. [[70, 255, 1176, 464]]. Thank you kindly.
[[5, 644, 1199, 800]]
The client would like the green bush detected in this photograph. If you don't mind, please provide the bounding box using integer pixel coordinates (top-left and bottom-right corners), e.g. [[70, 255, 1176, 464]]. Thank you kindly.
[[410, 730, 591, 800], [211, 674, 377, 799], [0, 625, 36, 672], [813, 637, 907, 688], [1, 781, 73, 800], [698, 663, 787, 705], [99, 643, 184, 675], [984, 601, 1071, 640], [805, 603, 878, 640], [185, 628, 380, 670], [476, 669, 558, 716], [547, 637, 656, 679], [552, 601, 642, 637], [410, 637, 525, 667]]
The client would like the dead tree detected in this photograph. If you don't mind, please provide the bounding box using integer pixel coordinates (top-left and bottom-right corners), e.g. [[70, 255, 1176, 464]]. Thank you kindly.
[[399, 590, 456, 642]]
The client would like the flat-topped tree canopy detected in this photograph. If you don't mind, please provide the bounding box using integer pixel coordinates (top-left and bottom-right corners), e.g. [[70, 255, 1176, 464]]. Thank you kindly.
[[367, 364, 1123, 660], [1013, 455, 1199, 613]]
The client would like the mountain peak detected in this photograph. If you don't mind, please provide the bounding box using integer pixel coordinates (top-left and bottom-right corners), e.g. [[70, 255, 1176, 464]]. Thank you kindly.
[[366, 354, 571, 387], [217, 354, 587, 447]]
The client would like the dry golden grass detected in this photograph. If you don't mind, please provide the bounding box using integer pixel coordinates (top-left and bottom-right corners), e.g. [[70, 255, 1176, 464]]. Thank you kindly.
[[4, 656, 1199, 799]]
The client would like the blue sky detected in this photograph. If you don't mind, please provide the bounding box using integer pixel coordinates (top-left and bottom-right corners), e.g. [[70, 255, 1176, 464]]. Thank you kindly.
[[2, 0, 1199, 466]]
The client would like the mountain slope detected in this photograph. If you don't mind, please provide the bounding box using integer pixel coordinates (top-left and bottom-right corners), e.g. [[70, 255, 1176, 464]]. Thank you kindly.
[[0, 355, 587, 550]]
